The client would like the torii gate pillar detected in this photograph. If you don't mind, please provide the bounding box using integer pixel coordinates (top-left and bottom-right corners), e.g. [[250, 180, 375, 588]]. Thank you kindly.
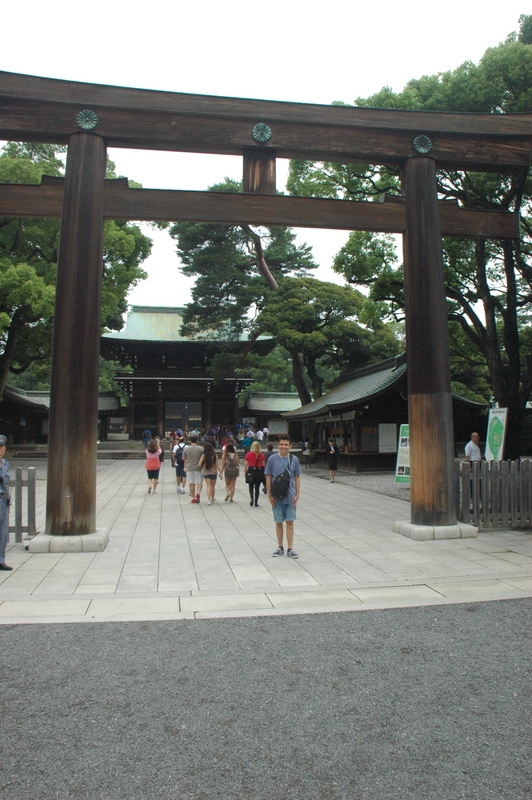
[[394, 157, 476, 540], [33, 132, 109, 552]]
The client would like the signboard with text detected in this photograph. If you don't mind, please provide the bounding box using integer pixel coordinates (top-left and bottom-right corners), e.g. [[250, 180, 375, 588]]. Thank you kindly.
[[379, 423, 397, 453], [395, 424, 410, 484], [484, 407, 508, 461]]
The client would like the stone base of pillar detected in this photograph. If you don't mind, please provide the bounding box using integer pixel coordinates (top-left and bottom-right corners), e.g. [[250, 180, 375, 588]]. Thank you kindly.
[[27, 529, 109, 553], [393, 521, 477, 540]]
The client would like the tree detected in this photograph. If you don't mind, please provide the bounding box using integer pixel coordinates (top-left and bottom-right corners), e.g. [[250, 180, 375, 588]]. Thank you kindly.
[[288, 15, 532, 456], [170, 179, 321, 402], [171, 180, 402, 404], [255, 277, 400, 401], [0, 143, 151, 398], [236, 346, 298, 411], [170, 179, 316, 336]]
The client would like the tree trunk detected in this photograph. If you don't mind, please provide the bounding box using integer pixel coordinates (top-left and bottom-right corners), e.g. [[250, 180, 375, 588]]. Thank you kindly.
[[241, 225, 279, 290], [291, 352, 312, 406], [0, 309, 25, 400], [305, 358, 323, 399]]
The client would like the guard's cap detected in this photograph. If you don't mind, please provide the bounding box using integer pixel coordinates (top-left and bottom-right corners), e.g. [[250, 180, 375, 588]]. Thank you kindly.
[[0, 435, 7, 446]]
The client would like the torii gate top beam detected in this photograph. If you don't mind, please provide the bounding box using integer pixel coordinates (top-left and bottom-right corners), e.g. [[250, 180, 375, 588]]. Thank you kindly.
[[1, 71, 532, 171]]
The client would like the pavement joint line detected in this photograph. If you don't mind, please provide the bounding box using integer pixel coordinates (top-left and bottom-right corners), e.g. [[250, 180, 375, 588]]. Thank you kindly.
[[3, 592, 531, 626]]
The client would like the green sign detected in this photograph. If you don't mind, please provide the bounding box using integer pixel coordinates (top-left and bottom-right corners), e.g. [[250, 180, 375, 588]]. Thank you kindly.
[[395, 423, 410, 484], [485, 408, 507, 461]]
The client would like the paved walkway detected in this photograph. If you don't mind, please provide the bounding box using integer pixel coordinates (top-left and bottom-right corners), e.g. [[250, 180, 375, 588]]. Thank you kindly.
[[1, 460, 532, 624]]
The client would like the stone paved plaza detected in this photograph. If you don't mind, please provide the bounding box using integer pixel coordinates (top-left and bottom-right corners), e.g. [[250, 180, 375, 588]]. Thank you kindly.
[[1, 459, 532, 624]]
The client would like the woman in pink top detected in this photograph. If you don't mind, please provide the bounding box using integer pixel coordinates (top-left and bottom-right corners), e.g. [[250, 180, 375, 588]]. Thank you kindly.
[[145, 439, 162, 494]]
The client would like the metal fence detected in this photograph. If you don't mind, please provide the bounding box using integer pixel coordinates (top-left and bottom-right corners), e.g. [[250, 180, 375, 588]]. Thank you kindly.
[[8, 467, 38, 543], [458, 459, 532, 530]]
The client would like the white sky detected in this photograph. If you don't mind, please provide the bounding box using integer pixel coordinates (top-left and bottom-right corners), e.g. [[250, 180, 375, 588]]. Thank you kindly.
[[1, 1, 527, 305]]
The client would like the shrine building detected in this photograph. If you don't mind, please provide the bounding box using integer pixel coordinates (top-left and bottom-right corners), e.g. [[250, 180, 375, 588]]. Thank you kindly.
[[100, 306, 273, 440], [283, 354, 485, 471]]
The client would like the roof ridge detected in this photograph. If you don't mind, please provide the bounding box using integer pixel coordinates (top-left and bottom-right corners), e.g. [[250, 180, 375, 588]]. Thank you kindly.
[[330, 352, 407, 388]]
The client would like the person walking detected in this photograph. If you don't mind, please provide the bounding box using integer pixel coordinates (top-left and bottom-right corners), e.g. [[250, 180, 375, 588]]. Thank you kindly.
[[262, 442, 274, 493], [326, 438, 339, 483], [198, 442, 219, 505], [183, 435, 204, 503], [0, 435, 12, 571], [220, 443, 239, 502], [265, 434, 301, 559], [465, 432, 483, 466], [172, 436, 187, 494], [302, 440, 312, 468], [241, 433, 253, 454], [145, 439, 162, 494], [244, 440, 265, 507]]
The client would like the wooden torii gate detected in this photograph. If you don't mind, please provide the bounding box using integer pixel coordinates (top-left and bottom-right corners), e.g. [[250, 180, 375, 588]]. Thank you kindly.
[[1, 71, 530, 548]]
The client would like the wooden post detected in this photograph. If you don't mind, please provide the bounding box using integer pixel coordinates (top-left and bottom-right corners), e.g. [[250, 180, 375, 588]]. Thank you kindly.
[[243, 149, 276, 194], [128, 399, 135, 440], [403, 157, 456, 527], [46, 132, 106, 536], [157, 393, 164, 439], [205, 392, 212, 432]]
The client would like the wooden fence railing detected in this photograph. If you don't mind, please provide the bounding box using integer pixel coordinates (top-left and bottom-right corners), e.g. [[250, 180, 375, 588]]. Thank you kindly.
[[458, 459, 532, 530], [8, 467, 38, 543]]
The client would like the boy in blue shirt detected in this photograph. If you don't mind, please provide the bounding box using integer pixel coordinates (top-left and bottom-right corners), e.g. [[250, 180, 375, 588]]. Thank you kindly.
[[265, 434, 301, 558]]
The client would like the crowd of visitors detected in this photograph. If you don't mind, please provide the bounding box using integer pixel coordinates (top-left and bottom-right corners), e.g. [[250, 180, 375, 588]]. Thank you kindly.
[[143, 426, 301, 558]]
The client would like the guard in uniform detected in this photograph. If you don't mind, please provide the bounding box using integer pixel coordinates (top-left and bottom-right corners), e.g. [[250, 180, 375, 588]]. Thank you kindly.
[[0, 434, 12, 570]]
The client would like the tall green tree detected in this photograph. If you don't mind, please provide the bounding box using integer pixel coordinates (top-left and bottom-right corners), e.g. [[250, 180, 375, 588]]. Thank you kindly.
[[0, 142, 151, 398], [170, 179, 320, 403], [170, 179, 316, 338], [288, 15, 532, 456], [255, 277, 400, 400], [171, 179, 401, 404]]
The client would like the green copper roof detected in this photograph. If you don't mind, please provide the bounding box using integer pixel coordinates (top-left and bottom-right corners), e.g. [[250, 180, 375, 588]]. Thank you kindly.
[[246, 393, 301, 413], [4, 386, 120, 412], [103, 307, 189, 342], [103, 306, 270, 344], [283, 356, 407, 420]]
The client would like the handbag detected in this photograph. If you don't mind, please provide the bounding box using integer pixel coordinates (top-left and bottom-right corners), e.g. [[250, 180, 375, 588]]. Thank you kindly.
[[246, 454, 264, 484]]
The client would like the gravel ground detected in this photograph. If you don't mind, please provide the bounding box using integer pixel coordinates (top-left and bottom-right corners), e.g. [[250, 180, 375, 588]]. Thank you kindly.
[[1, 600, 530, 800], [304, 466, 411, 501]]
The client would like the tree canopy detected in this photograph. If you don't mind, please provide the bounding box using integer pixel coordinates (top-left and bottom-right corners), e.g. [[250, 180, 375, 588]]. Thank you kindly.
[[0, 142, 151, 398], [255, 276, 400, 401], [171, 179, 401, 404], [170, 179, 316, 337], [287, 15, 532, 456]]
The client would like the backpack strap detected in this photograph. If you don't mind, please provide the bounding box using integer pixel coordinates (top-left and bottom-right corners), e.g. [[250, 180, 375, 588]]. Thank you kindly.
[[277, 453, 292, 474]]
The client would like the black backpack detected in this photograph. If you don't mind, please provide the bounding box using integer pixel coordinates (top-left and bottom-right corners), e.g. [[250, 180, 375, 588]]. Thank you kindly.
[[270, 456, 292, 500], [174, 443, 185, 464]]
